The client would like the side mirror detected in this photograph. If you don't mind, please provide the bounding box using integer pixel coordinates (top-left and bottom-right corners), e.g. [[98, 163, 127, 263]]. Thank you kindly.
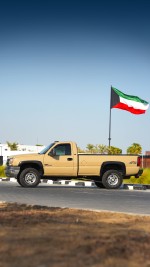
[[49, 149, 56, 157]]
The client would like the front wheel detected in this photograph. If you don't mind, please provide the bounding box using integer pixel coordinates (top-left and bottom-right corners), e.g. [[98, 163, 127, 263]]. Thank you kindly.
[[18, 168, 41, 188], [102, 170, 123, 189], [17, 177, 22, 186]]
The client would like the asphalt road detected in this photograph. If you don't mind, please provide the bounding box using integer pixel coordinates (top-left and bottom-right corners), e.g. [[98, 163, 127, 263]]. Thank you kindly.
[[0, 181, 150, 215]]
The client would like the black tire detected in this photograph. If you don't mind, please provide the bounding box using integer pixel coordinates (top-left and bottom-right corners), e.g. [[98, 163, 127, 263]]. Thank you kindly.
[[17, 177, 22, 186], [94, 181, 105, 188], [102, 170, 123, 189], [18, 168, 41, 188]]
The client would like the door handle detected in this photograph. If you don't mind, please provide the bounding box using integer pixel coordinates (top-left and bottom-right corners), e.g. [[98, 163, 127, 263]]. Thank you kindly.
[[67, 158, 73, 161]]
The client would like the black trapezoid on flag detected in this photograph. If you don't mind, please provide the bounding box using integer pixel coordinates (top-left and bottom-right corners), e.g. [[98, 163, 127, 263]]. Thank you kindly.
[[111, 87, 119, 108]]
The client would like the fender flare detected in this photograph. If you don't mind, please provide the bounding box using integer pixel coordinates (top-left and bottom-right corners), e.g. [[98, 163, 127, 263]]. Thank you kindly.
[[100, 161, 126, 176], [18, 160, 44, 174]]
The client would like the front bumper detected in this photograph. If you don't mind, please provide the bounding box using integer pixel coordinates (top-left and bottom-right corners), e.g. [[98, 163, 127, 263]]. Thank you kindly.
[[135, 168, 143, 178], [5, 166, 20, 178]]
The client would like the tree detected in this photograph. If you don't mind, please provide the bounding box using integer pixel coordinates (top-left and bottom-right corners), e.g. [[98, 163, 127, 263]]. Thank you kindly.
[[107, 146, 122, 154], [97, 144, 107, 154], [127, 143, 142, 154], [86, 144, 122, 154], [93, 145, 99, 153], [7, 141, 18, 151], [35, 144, 43, 146], [86, 144, 94, 153], [77, 147, 85, 153]]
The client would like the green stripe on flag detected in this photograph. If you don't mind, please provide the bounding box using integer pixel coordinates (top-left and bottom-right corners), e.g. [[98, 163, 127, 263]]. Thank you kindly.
[[112, 87, 149, 105]]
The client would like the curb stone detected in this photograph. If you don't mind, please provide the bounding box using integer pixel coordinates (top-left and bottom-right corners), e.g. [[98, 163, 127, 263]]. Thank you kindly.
[[123, 184, 148, 190], [0, 178, 95, 187], [0, 178, 150, 190]]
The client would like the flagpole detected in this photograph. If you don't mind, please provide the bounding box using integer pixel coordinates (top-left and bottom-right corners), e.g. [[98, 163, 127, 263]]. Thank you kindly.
[[108, 108, 111, 147], [108, 86, 112, 147]]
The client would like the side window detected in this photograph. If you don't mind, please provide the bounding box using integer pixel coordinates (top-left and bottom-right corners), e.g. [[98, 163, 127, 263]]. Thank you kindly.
[[54, 144, 71, 156], [65, 144, 71, 155]]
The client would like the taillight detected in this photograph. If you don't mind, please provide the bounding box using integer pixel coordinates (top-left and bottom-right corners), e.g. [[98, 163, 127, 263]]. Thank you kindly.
[[137, 156, 141, 167]]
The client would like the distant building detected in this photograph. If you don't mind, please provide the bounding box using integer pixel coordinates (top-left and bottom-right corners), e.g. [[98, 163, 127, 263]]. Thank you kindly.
[[0, 143, 45, 165], [140, 151, 150, 168]]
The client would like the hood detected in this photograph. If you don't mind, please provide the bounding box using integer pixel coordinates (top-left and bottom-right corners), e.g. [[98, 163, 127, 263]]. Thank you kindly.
[[10, 153, 44, 165]]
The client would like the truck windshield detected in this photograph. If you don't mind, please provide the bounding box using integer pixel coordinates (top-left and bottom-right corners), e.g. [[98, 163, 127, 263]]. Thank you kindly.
[[39, 143, 55, 154]]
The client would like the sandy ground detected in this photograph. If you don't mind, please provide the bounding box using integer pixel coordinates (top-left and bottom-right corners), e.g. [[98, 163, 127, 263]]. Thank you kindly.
[[0, 202, 150, 267]]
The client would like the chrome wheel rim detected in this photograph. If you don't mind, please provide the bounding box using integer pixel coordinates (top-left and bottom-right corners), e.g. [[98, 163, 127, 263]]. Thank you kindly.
[[107, 174, 119, 186], [25, 172, 37, 184]]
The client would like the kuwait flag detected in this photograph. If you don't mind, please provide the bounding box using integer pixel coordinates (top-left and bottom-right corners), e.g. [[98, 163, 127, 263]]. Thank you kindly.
[[111, 87, 149, 114]]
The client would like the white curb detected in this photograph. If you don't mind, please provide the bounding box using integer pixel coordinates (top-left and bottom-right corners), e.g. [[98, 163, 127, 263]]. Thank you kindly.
[[0, 177, 149, 190], [10, 178, 17, 182]]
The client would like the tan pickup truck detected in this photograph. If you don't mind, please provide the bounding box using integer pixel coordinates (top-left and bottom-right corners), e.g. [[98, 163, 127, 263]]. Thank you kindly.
[[5, 141, 142, 189]]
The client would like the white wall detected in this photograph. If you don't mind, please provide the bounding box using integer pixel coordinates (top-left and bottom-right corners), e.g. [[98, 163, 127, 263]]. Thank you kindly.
[[0, 144, 45, 164]]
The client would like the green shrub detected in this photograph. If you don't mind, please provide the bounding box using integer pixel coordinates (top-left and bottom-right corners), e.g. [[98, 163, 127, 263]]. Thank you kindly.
[[0, 165, 6, 177], [124, 168, 150, 184]]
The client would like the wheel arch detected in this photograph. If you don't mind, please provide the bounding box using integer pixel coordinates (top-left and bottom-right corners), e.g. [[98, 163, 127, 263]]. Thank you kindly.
[[18, 161, 44, 176], [100, 161, 126, 177]]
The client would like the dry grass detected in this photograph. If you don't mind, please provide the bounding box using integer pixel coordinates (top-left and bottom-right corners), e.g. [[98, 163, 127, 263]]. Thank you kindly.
[[0, 202, 150, 267]]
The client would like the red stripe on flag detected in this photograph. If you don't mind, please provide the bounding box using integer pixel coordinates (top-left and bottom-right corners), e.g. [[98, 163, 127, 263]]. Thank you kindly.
[[113, 103, 146, 114]]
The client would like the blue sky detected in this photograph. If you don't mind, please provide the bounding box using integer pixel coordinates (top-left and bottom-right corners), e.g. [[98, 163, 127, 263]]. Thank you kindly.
[[0, 0, 150, 153]]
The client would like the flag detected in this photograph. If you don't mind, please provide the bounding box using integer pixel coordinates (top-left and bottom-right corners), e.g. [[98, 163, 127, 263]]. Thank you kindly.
[[110, 87, 149, 114]]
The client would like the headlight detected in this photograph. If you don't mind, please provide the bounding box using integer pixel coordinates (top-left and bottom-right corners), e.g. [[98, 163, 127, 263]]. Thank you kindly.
[[8, 157, 15, 166]]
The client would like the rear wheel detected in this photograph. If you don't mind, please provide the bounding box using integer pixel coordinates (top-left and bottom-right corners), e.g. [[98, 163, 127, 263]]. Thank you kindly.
[[102, 170, 123, 189], [18, 168, 41, 188]]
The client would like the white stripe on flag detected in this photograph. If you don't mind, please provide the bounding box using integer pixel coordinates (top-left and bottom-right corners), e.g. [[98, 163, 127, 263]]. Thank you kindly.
[[120, 97, 149, 111]]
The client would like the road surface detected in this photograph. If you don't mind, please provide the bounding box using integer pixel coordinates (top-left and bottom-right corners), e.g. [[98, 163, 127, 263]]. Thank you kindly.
[[0, 181, 150, 215]]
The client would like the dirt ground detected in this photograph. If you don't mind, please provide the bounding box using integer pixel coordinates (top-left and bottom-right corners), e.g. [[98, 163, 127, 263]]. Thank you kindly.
[[0, 203, 150, 267]]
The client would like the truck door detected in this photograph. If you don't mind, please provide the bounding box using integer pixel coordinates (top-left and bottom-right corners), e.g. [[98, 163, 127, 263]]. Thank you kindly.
[[43, 143, 75, 176]]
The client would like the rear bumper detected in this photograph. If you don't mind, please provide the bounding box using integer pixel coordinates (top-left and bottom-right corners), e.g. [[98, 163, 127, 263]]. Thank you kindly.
[[135, 169, 143, 178], [5, 166, 20, 178]]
